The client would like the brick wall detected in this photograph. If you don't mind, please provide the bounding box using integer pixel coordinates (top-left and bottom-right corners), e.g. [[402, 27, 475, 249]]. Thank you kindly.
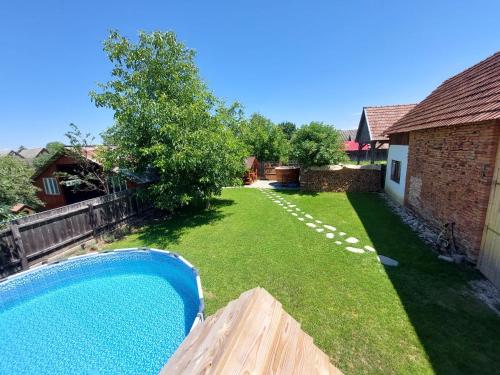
[[405, 120, 500, 259], [300, 165, 382, 192]]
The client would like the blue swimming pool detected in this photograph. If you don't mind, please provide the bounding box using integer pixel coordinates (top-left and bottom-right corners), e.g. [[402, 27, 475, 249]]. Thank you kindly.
[[0, 249, 203, 374]]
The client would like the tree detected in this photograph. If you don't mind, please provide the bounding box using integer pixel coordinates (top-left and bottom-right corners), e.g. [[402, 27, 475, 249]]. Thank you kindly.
[[277, 121, 296, 140], [290, 122, 347, 168], [91, 31, 246, 210], [0, 156, 42, 221], [241, 114, 289, 163], [57, 123, 110, 194]]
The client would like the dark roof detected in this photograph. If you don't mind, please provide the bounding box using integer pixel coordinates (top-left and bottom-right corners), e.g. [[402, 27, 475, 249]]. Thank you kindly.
[[362, 104, 417, 141], [339, 129, 357, 142], [388, 52, 500, 134]]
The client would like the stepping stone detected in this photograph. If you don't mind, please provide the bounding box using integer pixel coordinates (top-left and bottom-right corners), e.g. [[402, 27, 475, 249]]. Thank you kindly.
[[274, 200, 281, 203], [305, 214, 313, 219], [295, 208, 301, 211], [345, 237, 359, 244], [292, 212, 298, 216], [315, 220, 322, 224], [378, 255, 399, 267], [364, 245, 375, 252], [326, 233, 334, 239], [287, 209, 293, 212], [345, 247, 365, 254], [324, 225, 336, 231], [298, 217, 305, 221], [339, 232, 346, 236], [288, 205, 296, 208], [306, 222, 316, 228], [316, 228, 324, 233], [335, 241, 342, 245]]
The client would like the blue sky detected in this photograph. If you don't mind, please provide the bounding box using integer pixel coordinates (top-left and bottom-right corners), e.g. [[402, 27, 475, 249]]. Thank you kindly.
[[0, 0, 499, 149]]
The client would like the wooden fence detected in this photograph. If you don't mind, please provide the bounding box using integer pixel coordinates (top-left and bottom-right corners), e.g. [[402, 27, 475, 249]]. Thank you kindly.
[[0, 190, 150, 276]]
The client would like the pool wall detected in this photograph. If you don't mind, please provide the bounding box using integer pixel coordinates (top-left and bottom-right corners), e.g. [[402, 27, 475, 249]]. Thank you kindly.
[[0, 248, 204, 332]]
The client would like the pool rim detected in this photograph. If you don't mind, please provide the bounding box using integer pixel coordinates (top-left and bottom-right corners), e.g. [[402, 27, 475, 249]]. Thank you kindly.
[[0, 247, 205, 332]]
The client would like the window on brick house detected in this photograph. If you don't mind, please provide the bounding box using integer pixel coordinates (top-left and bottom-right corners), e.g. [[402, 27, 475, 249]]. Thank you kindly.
[[43, 177, 60, 195], [390, 160, 401, 183]]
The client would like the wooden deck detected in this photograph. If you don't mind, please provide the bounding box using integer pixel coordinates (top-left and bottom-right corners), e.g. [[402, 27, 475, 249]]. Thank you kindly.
[[161, 287, 342, 375]]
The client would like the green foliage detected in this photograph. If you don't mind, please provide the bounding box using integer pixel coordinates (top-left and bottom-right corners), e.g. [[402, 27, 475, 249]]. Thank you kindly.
[[0, 156, 42, 221], [277, 121, 296, 140], [105, 188, 500, 375], [290, 122, 347, 167], [59, 123, 109, 194], [240, 114, 289, 163], [91, 30, 246, 210], [32, 141, 65, 170]]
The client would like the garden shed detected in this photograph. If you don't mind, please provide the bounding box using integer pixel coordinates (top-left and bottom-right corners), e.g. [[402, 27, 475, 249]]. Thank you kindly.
[[243, 156, 259, 184], [386, 51, 500, 288]]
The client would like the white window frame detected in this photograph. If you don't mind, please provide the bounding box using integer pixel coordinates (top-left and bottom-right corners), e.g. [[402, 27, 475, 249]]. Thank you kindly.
[[43, 177, 60, 195]]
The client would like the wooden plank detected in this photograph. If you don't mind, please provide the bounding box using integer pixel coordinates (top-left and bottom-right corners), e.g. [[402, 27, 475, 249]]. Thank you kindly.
[[161, 288, 343, 375], [10, 222, 28, 270]]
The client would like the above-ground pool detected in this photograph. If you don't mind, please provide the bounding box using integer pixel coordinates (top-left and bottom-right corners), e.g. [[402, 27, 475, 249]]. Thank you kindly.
[[0, 249, 203, 374]]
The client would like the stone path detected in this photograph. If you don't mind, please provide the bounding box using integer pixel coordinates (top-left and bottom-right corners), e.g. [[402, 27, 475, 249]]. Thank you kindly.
[[260, 189, 399, 266]]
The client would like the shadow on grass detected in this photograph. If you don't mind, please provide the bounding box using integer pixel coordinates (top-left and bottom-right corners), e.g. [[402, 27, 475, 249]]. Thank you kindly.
[[135, 198, 234, 249], [347, 192, 500, 375]]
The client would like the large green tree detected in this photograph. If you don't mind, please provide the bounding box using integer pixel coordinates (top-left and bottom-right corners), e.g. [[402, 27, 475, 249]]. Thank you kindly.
[[290, 122, 347, 168], [241, 114, 289, 163], [91, 31, 246, 210], [0, 156, 42, 221]]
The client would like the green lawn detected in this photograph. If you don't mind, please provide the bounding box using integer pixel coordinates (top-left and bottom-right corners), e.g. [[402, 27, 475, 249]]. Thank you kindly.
[[106, 188, 500, 375]]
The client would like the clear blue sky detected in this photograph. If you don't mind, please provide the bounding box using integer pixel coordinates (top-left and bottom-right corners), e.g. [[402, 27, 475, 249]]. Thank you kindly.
[[0, 0, 499, 149]]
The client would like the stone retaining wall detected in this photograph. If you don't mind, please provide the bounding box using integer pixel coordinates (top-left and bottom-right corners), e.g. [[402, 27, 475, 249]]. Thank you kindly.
[[300, 165, 382, 192]]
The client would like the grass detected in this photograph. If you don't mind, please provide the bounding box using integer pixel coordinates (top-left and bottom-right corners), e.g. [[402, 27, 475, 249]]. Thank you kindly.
[[105, 188, 500, 375]]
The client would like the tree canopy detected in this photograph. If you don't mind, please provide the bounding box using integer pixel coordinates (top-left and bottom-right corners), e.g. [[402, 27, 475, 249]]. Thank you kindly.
[[240, 114, 289, 163], [290, 122, 346, 168], [0, 156, 42, 221], [91, 31, 246, 210], [277, 121, 297, 140]]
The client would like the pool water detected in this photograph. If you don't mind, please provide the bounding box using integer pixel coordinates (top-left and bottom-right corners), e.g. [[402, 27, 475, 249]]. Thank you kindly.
[[0, 250, 202, 375]]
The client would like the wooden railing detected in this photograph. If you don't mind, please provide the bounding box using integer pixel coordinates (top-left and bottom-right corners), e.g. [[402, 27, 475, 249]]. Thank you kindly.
[[0, 190, 150, 277]]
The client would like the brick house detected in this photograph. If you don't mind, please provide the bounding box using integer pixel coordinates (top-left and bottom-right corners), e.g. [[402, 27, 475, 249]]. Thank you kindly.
[[355, 104, 416, 164], [33, 147, 142, 211], [385, 52, 500, 288]]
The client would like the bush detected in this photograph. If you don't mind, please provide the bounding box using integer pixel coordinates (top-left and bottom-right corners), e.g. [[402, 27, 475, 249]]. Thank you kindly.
[[290, 122, 347, 168]]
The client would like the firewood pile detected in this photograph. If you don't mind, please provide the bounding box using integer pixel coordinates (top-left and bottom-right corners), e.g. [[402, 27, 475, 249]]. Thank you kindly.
[[300, 165, 382, 192]]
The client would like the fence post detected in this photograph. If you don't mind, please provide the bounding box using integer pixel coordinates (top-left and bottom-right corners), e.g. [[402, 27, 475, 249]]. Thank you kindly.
[[88, 203, 97, 237], [10, 221, 28, 270]]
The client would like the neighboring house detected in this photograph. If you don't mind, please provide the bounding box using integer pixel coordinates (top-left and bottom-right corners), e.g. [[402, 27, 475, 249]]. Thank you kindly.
[[0, 149, 23, 158], [355, 104, 416, 163], [385, 52, 500, 288], [0, 147, 48, 165], [17, 147, 49, 165], [339, 129, 369, 161], [33, 147, 143, 211]]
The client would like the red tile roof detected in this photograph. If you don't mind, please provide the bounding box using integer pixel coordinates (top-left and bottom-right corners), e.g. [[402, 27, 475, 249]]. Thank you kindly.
[[388, 52, 500, 134], [344, 140, 369, 151], [364, 104, 417, 141]]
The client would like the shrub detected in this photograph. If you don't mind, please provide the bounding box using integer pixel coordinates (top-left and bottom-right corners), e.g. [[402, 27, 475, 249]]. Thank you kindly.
[[290, 122, 347, 168]]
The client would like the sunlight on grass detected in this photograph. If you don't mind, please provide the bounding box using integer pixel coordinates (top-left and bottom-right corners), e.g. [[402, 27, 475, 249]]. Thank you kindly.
[[107, 188, 500, 375]]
